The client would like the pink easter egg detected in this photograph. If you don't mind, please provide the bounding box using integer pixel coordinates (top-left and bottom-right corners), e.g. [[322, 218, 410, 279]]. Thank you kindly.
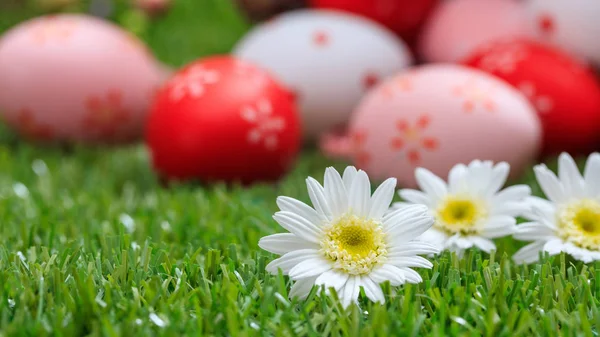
[[346, 64, 542, 188], [419, 0, 531, 63], [0, 14, 162, 144]]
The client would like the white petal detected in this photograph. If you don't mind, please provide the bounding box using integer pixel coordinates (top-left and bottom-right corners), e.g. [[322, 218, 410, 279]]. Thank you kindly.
[[522, 196, 556, 225], [584, 153, 600, 197], [386, 215, 435, 243], [563, 242, 600, 263], [558, 152, 584, 198], [339, 276, 361, 308], [258, 233, 319, 255], [416, 228, 448, 248], [543, 238, 566, 256], [289, 276, 317, 300], [368, 178, 397, 220], [534, 164, 566, 203], [490, 201, 529, 217], [513, 222, 556, 241], [273, 211, 323, 244], [388, 241, 440, 256], [493, 185, 531, 204], [360, 276, 385, 304], [466, 160, 493, 194], [315, 269, 349, 292], [397, 267, 423, 284], [415, 168, 448, 202], [513, 241, 546, 264], [398, 189, 432, 206], [487, 162, 510, 194], [480, 215, 516, 238], [369, 264, 406, 286], [446, 235, 475, 253], [289, 257, 332, 280], [448, 163, 468, 193], [383, 204, 430, 230], [306, 177, 333, 221], [342, 166, 358, 191], [324, 167, 348, 218], [348, 170, 371, 218], [276, 196, 323, 225], [468, 236, 496, 253], [387, 256, 433, 268], [265, 249, 320, 274]]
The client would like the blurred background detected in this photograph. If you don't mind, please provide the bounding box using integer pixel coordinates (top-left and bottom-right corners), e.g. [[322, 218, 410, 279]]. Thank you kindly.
[[1, 0, 599, 187]]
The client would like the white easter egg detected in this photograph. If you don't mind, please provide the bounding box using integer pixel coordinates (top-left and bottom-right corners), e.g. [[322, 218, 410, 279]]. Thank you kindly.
[[233, 9, 413, 140]]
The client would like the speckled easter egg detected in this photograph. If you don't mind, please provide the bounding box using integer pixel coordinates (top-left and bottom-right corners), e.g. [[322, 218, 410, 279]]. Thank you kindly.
[[0, 14, 162, 144], [525, 0, 600, 66], [463, 39, 600, 157], [345, 65, 542, 187], [419, 0, 531, 62], [233, 9, 413, 140]]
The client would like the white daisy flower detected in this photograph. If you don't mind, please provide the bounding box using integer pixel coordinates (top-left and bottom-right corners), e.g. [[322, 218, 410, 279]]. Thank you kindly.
[[395, 160, 531, 255], [514, 153, 600, 264], [259, 166, 438, 308]]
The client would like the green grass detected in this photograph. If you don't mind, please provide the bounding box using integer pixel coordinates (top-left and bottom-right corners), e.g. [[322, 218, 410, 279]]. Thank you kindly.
[[1, 1, 600, 336]]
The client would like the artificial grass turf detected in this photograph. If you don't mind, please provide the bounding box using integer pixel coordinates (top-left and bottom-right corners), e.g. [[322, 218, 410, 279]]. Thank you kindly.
[[0, 140, 599, 336], [1, 1, 600, 336]]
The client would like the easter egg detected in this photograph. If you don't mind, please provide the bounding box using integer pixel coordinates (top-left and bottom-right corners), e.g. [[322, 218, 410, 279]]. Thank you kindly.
[[0, 14, 162, 144], [419, 0, 531, 62], [233, 9, 413, 140], [309, 0, 439, 46], [339, 65, 542, 187], [525, 0, 600, 66], [145, 56, 301, 184], [463, 39, 600, 157]]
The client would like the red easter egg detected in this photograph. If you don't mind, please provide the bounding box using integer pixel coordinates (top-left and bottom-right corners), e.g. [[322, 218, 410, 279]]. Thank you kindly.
[[145, 56, 301, 184], [309, 0, 439, 46], [463, 39, 600, 157]]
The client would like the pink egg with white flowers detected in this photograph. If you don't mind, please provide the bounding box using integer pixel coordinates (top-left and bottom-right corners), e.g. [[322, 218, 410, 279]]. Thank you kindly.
[[419, 0, 531, 63], [526, 0, 600, 66], [233, 10, 413, 140], [0, 14, 162, 144], [345, 65, 542, 188]]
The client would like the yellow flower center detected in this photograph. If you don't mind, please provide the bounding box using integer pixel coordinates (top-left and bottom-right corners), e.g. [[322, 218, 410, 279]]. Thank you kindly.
[[321, 214, 387, 275], [558, 199, 600, 250], [435, 196, 487, 235]]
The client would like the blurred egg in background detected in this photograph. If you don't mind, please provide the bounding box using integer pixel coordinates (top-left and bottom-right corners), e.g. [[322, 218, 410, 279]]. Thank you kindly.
[[309, 0, 439, 48], [419, 0, 532, 62], [525, 0, 600, 67], [146, 56, 301, 184], [463, 39, 600, 157], [234, 9, 413, 141], [0, 14, 163, 144], [323, 65, 542, 187]]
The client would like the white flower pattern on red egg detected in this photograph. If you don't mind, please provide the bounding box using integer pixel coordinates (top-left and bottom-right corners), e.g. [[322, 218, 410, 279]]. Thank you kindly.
[[479, 44, 527, 74], [518, 81, 554, 113], [241, 99, 286, 150], [453, 79, 496, 113], [168, 66, 220, 102]]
